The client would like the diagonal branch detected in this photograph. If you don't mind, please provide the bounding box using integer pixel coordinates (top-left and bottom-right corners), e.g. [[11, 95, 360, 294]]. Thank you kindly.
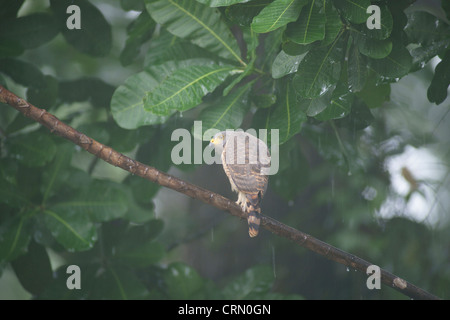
[[0, 85, 440, 300]]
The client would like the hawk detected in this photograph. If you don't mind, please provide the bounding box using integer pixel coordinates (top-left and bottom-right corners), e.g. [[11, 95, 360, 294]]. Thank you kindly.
[[210, 131, 271, 237]]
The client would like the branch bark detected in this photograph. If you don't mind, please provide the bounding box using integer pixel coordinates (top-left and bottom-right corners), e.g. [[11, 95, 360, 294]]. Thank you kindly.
[[0, 85, 440, 300]]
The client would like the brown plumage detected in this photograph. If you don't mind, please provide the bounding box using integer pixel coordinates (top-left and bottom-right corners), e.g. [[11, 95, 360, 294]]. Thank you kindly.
[[210, 131, 270, 237]]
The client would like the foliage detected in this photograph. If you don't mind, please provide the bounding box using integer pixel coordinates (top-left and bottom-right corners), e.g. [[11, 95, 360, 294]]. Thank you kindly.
[[0, 0, 449, 299]]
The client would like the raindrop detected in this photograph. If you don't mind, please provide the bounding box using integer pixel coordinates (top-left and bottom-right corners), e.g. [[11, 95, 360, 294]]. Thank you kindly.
[[346, 267, 350, 272], [179, 111, 183, 118]]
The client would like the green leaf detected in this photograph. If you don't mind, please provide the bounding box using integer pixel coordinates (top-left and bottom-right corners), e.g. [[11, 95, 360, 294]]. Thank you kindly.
[[427, 50, 450, 105], [0, 214, 32, 263], [285, 0, 326, 44], [196, 0, 252, 7], [222, 265, 274, 299], [272, 50, 306, 79], [0, 13, 59, 49], [225, 0, 270, 27], [336, 97, 373, 130], [347, 43, 367, 92], [0, 58, 45, 89], [146, 0, 243, 65], [333, 0, 371, 24], [253, 80, 306, 145], [50, 0, 112, 57], [251, 0, 307, 33], [194, 80, 253, 140], [120, 11, 155, 66], [259, 27, 284, 71], [143, 63, 237, 115], [314, 85, 354, 121], [41, 143, 74, 205], [369, 44, 412, 78], [322, 0, 342, 46], [42, 208, 97, 251], [357, 37, 392, 59], [163, 262, 206, 299], [7, 133, 57, 167], [303, 89, 332, 116], [405, 11, 450, 46], [11, 241, 53, 296], [111, 60, 193, 129], [293, 29, 344, 98], [51, 180, 128, 223], [92, 266, 151, 300], [58, 77, 115, 109], [145, 30, 215, 67]]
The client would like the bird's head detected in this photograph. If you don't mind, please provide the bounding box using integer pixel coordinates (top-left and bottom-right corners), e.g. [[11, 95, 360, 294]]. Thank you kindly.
[[209, 131, 226, 148]]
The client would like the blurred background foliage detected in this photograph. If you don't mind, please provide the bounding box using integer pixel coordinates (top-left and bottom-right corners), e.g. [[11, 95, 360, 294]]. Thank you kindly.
[[0, 0, 449, 299]]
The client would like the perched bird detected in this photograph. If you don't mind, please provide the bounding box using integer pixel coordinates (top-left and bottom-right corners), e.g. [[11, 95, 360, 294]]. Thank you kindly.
[[210, 131, 271, 237]]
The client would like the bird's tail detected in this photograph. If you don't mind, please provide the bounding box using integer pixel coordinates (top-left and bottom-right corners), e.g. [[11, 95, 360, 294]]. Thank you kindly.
[[246, 194, 262, 237]]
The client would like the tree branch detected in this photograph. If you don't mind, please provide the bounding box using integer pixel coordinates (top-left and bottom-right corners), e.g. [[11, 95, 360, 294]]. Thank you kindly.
[[0, 85, 440, 300]]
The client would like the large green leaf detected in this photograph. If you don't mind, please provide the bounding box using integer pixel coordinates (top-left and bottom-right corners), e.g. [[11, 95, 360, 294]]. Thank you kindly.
[[251, 0, 307, 33], [347, 43, 367, 92], [0, 13, 59, 49], [314, 85, 354, 121], [285, 0, 326, 44], [50, 180, 128, 223], [7, 133, 57, 168], [11, 241, 53, 296], [42, 208, 97, 251], [369, 44, 412, 78], [143, 63, 237, 115], [0, 214, 32, 263], [333, 0, 371, 24], [41, 143, 74, 205], [405, 11, 450, 46], [0, 58, 45, 89], [146, 0, 243, 65], [357, 37, 393, 59], [194, 80, 253, 140], [427, 50, 450, 105], [322, 0, 342, 46], [112, 60, 205, 129], [50, 0, 112, 57], [145, 31, 214, 67], [272, 50, 306, 79], [253, 80, 306, 145], [225, 0, 270, 27], [293, 29, 345, 98]]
